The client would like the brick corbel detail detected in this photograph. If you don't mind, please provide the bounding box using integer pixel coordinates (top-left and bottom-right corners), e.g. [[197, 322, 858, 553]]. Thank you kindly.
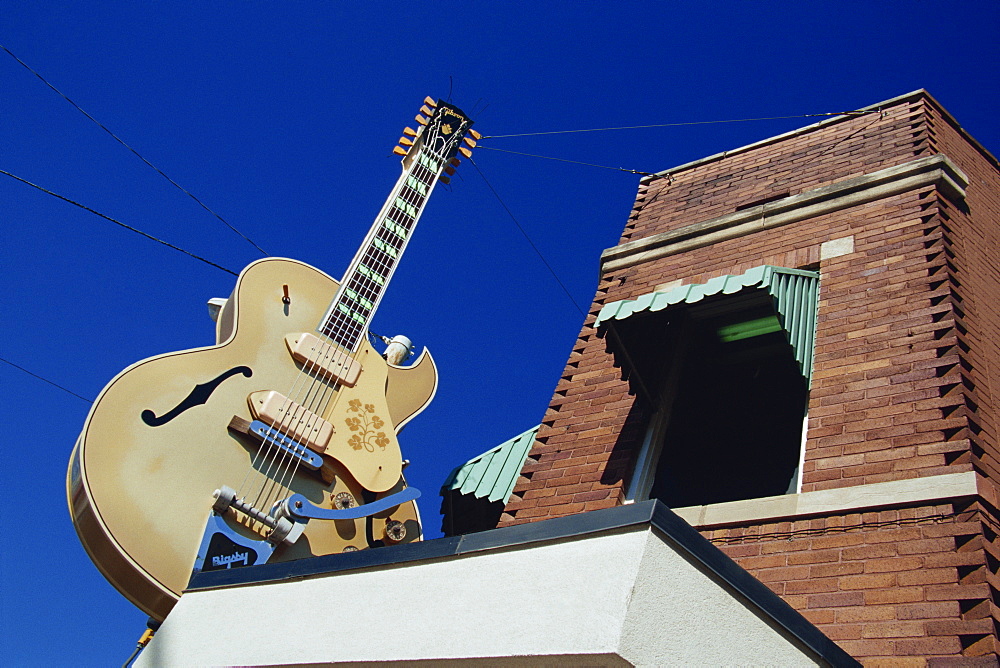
[[601, 154, 969, 273]]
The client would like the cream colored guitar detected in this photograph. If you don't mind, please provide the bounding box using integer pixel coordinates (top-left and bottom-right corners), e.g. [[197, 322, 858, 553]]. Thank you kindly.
[[67, 98, 478, 620]]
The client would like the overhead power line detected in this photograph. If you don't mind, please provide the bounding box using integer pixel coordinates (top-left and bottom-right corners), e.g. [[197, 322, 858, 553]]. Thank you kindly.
[[0, 42, 268, 256], [1, 167, 239, 276], [480, 110, 879, 139]]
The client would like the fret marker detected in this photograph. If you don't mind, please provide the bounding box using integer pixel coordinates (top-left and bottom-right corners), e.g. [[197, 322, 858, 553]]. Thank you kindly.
[[395, 198, 418, 218], [406, 175, 428, 196], [373, 239, 399, 258], [344, 288, 374, 311], [358, 264, 385, 285], [418, 154, 441, 172], [384, 220, 408, 239]]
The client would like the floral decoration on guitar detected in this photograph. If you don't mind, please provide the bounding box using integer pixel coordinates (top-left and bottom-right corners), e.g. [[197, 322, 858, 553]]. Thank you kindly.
[[345, 398, 390, 452]]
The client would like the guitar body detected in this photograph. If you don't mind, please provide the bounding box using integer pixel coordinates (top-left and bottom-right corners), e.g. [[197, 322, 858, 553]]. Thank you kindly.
[[67, 257, 437, 620]]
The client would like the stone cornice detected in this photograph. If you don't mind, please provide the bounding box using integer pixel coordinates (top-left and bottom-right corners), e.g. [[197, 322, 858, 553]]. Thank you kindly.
[[671, 470, 980, 529], [601, 153, 969, 274]]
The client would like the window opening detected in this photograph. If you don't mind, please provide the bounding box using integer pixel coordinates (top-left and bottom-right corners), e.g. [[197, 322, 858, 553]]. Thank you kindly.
[[646, 303, 808, 508], [602, 265, 818, 509]]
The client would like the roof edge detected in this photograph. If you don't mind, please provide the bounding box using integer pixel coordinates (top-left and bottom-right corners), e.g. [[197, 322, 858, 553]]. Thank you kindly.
[[641, 89, 997, 184], [186, 500, 858, 666]]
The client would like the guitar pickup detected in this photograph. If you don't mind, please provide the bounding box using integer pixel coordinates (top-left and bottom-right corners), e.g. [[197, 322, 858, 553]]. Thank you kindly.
[[284, 333, 362, 387], [248, 391, 334, 454], [227, 416, 323, 470]]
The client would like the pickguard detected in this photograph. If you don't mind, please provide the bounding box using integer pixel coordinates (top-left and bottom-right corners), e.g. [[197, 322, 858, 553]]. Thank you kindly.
[[141, 366, 253, 427]]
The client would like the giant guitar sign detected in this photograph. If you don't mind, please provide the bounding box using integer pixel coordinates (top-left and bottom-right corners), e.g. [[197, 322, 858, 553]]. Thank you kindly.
[[67, 98, 478, 620]]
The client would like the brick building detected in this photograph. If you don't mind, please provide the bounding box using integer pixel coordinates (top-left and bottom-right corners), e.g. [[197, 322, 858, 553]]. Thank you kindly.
[[497, 90, 1000, 663]]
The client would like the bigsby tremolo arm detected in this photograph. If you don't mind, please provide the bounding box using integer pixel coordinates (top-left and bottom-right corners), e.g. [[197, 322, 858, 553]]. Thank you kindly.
[[211, 484, 422, 543], [276, 487, 420, 522]]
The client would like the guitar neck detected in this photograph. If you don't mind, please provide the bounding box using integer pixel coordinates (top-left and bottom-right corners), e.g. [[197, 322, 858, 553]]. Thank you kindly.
[[319, 148, 446, 352]]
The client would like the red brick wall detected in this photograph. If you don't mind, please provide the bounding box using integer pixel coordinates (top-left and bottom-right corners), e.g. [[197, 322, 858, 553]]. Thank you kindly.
[[802, 187, 974, 492], [501, 92, 1000, 661], [619, 99, 931, 245], [710, 501, 998, 661], [925, 102, 1000, 486]]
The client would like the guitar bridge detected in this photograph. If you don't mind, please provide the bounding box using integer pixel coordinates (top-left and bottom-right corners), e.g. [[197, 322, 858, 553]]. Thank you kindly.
[[228, 416, 323, 471]]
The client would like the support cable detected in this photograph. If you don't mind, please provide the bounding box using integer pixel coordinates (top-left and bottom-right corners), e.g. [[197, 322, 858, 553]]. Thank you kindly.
[[475, 145, 653, 176], [0, 356, 92, 403], [481, 110, 878, 139], [1, 168, 239, 276], [0, 43, 268, 256], [467, 158, 586, 317]]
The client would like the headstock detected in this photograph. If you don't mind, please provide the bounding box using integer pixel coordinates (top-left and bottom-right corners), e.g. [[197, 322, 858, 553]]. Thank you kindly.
[[393, 97, 478, 184]]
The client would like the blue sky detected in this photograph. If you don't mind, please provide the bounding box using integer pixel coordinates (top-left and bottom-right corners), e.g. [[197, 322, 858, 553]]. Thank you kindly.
[[3, 2, 999, 664]]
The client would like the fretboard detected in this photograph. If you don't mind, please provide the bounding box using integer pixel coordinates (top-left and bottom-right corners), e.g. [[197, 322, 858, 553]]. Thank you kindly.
[[319, 150, 444, 352]]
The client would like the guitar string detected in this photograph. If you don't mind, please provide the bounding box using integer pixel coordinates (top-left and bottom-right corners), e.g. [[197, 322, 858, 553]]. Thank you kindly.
[[289, 136, 445, 466], [262, 146, 441, 513], [232, 115, 454, 538], [233, 210, 399, 517], [237, 153, 421, 510], [249, 209, 403, 515], [256, 134, 449, 523], [239, 280, 360, 526], [291, 159, 432, 479], [228, 275, 342, 528], [241, 138, 442, 523], [275, 165, 419, 496]]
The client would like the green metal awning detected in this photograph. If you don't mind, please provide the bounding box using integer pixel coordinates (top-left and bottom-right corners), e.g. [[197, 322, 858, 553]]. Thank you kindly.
[[596, 265, 820, 384], [440, 425, 539, 504]]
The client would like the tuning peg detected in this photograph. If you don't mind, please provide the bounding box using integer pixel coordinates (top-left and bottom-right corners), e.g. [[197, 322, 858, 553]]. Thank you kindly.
[[403, 127, 418, 137], [444, 165, 456, 176], [450, 157, 461, 167], [459, 146, 473, 159], [398, 137, 414, 147], [463, 136, 477, 149], [439, 174, 451, 185], [468, 128, 482, 141], [415, 114, 429, 126], [423, 96, 437, 108], [419, 104, 434, 117], [392, 146, 408, 156]]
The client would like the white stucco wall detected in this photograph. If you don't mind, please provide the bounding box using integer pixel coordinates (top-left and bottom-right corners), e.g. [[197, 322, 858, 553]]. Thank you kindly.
[[136, 527, 822, 666], [619, 531, 817, 665]]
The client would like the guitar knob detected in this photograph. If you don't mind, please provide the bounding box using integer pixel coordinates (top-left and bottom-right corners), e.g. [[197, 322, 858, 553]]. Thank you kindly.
[[332, 492, 356, 510], [384, 520, 406, 543]]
